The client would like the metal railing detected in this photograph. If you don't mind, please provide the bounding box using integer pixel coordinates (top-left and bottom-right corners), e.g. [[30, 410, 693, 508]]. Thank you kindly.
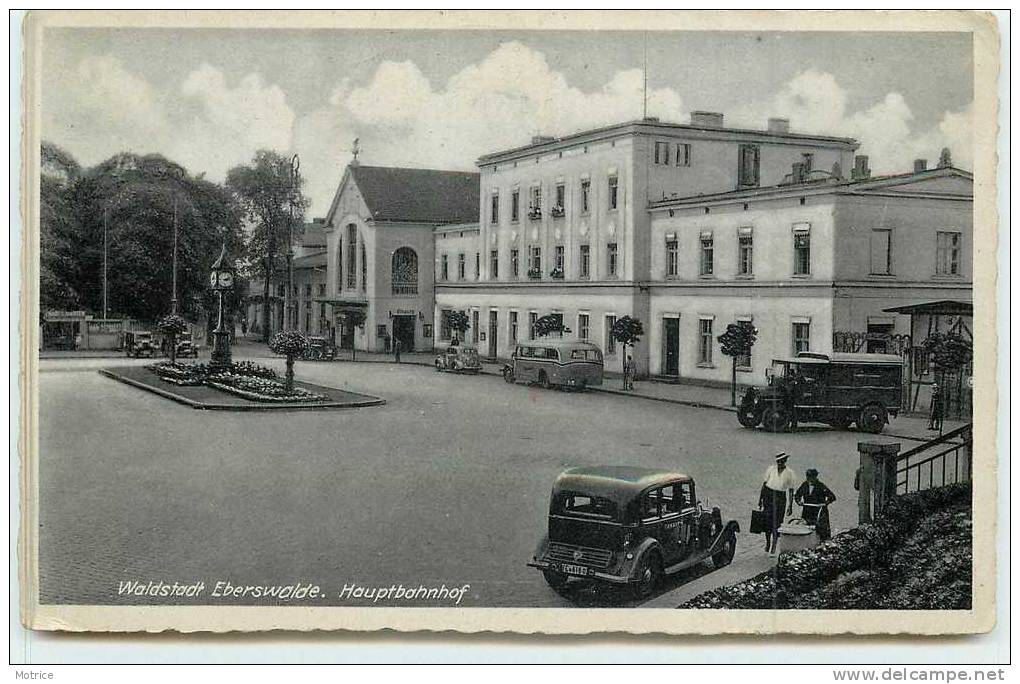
[[895, 423, 972, 495], [391, 281, 418, 296]]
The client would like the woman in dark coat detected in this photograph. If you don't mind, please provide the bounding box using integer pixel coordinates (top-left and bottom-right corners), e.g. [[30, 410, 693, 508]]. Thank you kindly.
[[794, 468, 837, 541]]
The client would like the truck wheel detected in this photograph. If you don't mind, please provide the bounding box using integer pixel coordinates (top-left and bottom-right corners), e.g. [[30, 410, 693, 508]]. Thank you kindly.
[[762, 407, 791, 432], [712, 532, 736, 569], [858, 404, 888, 434], [542, 569, 569, 591], [633, 551, 663, 600], [737, 406, 761, 428], [434, 359, 443, 372]]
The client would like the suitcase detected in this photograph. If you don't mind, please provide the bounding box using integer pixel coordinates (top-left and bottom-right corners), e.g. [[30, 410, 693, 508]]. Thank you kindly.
[[749, 509, 767, 535]]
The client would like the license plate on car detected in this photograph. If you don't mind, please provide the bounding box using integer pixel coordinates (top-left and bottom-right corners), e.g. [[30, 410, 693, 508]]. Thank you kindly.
[[560, 563, 590, 577]]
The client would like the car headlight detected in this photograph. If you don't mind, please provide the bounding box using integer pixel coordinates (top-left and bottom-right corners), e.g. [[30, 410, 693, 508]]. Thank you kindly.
[[623, 533, 632, 548]]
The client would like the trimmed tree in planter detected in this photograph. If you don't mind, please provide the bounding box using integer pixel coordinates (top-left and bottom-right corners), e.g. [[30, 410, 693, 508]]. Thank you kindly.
[[718, 321, 758, 406], [157, 314, 188, 366], [269, 330, 309, 392], [447, 310, 470, 345], [533, 314, 571, 338], [339, 309, 367, 361], [611, 316, 644, 387], [923, 331, 973, 419]]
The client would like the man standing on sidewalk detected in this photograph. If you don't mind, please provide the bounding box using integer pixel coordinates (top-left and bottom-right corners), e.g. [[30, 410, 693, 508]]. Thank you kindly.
[[393, 337, 402, 364]]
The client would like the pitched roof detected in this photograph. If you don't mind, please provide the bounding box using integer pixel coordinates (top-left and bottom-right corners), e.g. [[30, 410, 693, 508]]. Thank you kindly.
[[301, 221, 327, 247], [349, 165, 480, 224]]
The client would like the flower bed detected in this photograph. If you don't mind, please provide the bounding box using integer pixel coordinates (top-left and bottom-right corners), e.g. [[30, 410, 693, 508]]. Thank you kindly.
[[205, 372, 327, 403], [145, 361, 325, 403], [680, 484, 972, 610]]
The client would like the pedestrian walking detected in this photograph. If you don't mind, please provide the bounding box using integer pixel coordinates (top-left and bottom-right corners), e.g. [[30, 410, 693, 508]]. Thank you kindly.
[[393, 338, 402, 364], [794, 468, 836, 541], [758, 452, 799, 554], [928, 382, 944, 432], [622, 354, 635, 390]]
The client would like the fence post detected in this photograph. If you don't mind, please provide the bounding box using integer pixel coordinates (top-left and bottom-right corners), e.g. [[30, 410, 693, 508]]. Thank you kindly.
[[857, 442, 901, 522]]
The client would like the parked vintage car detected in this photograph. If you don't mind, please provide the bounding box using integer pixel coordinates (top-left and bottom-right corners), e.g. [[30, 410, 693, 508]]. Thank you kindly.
[[528, 466, 740, 599], [502, 339, 603, 390], [124, 331, 156, 358], [737, 351, 903, 434], [434, 345, 482, 373], [164, 331, 200, 358], [302, 336, 338, 361]]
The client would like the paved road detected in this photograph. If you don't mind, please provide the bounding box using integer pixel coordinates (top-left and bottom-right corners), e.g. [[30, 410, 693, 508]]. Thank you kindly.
[[36, 357, 924, 608]]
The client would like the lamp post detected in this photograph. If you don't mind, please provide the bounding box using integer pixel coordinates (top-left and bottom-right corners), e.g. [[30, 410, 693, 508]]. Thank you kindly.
[[170, 166, 185, 316], [209, 244, 235, 369], [285, 154, 300, 331]]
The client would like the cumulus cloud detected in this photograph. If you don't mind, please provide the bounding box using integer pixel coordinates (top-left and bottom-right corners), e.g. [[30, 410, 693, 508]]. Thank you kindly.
[[294, 41, 684, 212], [42, 54, 296, 182], [730, 68, 973, 175], [44, 46, 973, 217]]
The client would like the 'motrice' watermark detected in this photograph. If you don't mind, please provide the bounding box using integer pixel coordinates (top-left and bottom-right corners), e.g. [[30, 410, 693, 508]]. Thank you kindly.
[[338, 583, 472, 605]]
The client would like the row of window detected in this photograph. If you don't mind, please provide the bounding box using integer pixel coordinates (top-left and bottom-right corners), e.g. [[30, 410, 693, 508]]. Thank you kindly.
[[490, 175, 620, 224], [439, 243, 621, 281], [663, 227, 962, 279], [275, 283, 327, 298], [665, 225, 811, 278]]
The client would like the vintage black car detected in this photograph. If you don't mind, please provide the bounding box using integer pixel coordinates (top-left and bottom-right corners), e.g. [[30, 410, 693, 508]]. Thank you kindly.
[[434, 345, 482, 373], [302, 336, 338, 361], [528, 466, 740, 599], [738, 352, 903, 434], [124, 331, 156, 358], [165, 332, 200, 358]]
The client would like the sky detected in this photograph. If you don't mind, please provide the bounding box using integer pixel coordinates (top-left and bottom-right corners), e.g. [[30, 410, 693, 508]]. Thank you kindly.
[[41, 28, 974, 215]]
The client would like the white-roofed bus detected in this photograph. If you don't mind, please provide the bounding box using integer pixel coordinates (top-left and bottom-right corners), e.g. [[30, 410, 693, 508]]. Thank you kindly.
[[502, 339, 604, 391]]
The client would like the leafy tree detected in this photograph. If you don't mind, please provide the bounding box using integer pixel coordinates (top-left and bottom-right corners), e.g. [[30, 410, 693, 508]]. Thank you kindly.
[[533, 314, 571, 338], [226, 150, 308, 343], [611, 316, 643, 355], [157, 314, 187, 366], [38, 146, 245, 324], [718, 321, 758, 406], [269, 330, 309, 391], [337, 308, 367, 361], [447, 310, 470, 344]]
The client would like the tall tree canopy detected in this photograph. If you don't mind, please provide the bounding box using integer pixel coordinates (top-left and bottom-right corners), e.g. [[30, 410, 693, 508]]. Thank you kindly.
[[38, 143, 245, 323], [226, 150, 309, 342]]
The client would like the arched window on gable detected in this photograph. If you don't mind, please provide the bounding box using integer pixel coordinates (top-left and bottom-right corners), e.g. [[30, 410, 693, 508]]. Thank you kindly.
[[346, 224, 358, 289], [391, 247, 419, 296]]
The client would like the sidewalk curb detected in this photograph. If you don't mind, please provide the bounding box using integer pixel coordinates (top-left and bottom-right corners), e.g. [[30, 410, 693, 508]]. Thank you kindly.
[[590, 386, 738, 413]]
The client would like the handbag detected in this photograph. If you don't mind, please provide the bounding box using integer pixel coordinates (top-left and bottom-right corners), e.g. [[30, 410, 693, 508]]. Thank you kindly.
[[749, 508, 766, 535]]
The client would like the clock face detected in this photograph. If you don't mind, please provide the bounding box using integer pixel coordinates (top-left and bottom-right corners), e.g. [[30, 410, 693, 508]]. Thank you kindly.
[[218, 272, 234, 287], [209, 272, 218, 286]]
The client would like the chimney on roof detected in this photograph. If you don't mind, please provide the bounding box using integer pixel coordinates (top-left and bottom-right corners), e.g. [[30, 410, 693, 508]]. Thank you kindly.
[[690, 111, 724, 128], [852, 155, 871, 180], [913, 159, 928, 174], [767, 117, 790, 134]]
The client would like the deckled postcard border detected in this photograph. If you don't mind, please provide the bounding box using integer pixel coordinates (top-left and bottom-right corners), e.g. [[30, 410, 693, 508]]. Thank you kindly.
[[18, 9, 1000, 635]]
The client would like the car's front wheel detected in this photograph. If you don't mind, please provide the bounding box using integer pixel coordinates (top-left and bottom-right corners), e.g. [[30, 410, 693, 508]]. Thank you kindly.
[[762, 406, 792, 432], [712, 532, 736, 569], [502, 366, 515, 383], [434, 359, 443, 372], [737, 405, 762, 428], [858, 404, 888, 434], [633, 551, 663, 600]]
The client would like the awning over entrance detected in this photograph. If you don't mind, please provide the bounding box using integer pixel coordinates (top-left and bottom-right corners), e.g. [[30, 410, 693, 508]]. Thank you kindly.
[[883, 300, 972, 316], [314, 299, 368, 308]]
